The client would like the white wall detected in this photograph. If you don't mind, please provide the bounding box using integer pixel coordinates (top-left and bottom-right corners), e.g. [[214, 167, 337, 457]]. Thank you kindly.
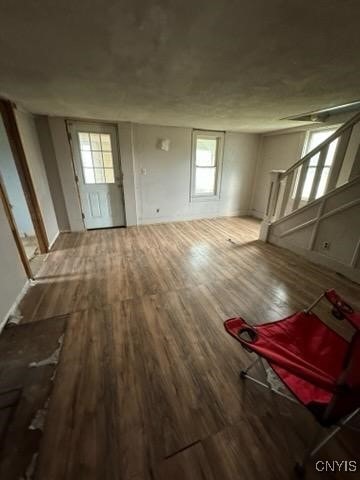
[[36, 116, 70, 231], [0, 197, 28, 328], [46, 118, 260, 229], [268, 178, 360, 283], [0, 120, 34, 236], [250, 130, 306, 219], [15, 109, 59, 245], [48, 118, 86, 231], [117, 122, 138, 226], [133, 124, 259, 224]]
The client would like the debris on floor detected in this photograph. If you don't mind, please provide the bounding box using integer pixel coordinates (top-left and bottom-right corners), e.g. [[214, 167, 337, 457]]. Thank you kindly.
[[28, 399, 49, 432], [5, 309, 23, 328], [29, 334, 64, 368], [19, 453, 38, 480], [266, 367, 291, 396], [0, 316, 67, 480]]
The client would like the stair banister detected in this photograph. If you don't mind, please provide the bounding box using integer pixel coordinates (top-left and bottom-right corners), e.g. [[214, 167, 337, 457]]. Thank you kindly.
[[261, 110, 360, 233], [279, 110, 360, 180]]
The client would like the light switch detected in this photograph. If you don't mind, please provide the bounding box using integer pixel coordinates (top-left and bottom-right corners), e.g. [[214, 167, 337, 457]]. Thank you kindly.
[[141, 168, 147, 175]]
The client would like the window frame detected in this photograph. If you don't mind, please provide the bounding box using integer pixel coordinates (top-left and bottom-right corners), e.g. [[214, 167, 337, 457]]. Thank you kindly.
[[301, 126, 340, 158], [190, 130, 224, 202], [296, 126, 340, 201]]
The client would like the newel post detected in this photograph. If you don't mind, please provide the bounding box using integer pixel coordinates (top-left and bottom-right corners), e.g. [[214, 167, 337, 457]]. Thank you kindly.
[[259, 170, 283, 242]]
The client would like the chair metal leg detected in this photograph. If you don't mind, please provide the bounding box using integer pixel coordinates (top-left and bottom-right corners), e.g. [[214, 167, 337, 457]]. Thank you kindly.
[[296, 407, 360, 474], [304, 293, 325, 314], [310, 408, 360, 458], [240, 356, 260, 378], [240, 357, 298, 403], [258, 358, 299, 470], [239, 356, 360, 476]]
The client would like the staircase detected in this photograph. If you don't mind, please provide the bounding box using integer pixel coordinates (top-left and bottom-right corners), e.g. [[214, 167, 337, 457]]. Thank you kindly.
[[260, 111, 360, 283]]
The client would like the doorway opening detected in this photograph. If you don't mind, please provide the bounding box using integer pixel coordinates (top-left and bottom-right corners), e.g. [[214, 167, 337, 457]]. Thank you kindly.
[[0, 99, 48, 278]]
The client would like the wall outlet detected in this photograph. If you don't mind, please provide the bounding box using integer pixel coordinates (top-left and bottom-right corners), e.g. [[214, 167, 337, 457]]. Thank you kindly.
[[156, 208, 160, 213], [323, 241, 330, 250]]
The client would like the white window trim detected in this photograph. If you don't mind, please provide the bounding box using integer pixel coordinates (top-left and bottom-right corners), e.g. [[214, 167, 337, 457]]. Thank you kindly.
[[301, 125, 341, 157], [190, 130, 224, 202]]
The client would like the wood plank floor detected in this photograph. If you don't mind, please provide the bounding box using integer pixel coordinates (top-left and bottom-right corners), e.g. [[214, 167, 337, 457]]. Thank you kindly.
[[17, 217, 360, 480]]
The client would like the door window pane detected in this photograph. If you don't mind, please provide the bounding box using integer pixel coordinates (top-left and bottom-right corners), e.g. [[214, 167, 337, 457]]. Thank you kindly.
[[103, 151, 113, 168], [92, 151, 103, 168], [78, 131, 116, 184], [94, 168, 105, 183], [104, 169, 115, 183], [79, 132, 91, 150], [80, 150, 92, 168], [83, 168, 95, 184]]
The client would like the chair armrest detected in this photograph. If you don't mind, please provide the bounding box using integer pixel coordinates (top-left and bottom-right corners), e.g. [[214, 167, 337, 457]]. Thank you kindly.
[[325, 289, 360, 330]]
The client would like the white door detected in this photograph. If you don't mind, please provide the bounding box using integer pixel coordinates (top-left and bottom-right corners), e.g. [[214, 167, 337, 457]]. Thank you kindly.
[[69, 122, 125, 229]]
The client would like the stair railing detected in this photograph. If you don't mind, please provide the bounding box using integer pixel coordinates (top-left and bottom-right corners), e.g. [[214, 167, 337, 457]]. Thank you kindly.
[[262, 111, 360, 229]]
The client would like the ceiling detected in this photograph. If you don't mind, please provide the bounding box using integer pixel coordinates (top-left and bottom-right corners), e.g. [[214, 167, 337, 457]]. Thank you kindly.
[[1, 1, 360, 132]]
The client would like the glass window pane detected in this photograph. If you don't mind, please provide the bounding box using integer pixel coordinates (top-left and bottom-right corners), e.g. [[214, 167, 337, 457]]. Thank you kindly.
[[103, 151, 113, 168], [302, 166, 316, 200], [306, 129, 336, 154], [196, 138, 217, 167], [78, 132, 90, 150], [316, 167, 330, 198], [325, 138, 339, 166], [309, 152, 319, 166], [195, 167, 216, 194], [80, 150, 92, 168], [94, 168, 105, 183], [104, 169, 115, 183], [92, 151, 103, 168], [90, 133, 101, 150], [100, 134, 112, 151], [83, 168, 95, 184]]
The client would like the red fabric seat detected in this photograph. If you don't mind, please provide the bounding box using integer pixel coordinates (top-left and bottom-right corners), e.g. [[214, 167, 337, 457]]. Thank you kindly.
[[224, 290, 360, 426]]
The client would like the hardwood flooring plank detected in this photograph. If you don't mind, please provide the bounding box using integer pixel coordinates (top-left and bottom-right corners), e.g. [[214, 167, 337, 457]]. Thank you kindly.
[[9, 217, 359, 480]]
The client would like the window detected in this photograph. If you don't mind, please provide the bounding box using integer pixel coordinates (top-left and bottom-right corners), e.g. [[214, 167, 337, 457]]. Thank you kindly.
[[300, 128, 338, 200], [78, 132, 115, 184], [191, 131, 224, 199]]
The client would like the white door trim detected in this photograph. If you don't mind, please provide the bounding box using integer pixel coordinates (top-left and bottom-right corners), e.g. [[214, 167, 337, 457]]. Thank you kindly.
[[67, 121, 126, 229]]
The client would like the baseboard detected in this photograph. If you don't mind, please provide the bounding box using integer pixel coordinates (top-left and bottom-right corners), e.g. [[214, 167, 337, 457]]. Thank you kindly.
[[138, 210, 250, 225], [269, 236, 360, 284], [250, 210, 264, 220], [0, 279, 31, 333]]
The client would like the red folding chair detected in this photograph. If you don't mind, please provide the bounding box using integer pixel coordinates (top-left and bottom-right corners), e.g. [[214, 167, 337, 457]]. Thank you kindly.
[[224, 289, 360, 476]]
